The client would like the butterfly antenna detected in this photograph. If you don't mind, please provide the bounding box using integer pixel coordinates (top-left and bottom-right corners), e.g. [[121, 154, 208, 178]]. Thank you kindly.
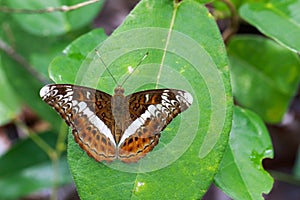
[[120, 52, 149, 87], [95, 49, 119, 85]]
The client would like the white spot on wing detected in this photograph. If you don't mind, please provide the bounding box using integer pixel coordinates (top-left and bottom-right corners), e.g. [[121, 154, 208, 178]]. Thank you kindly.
[[147, 105, 156, 116], [65, 91, 73, 97], [77, 102, 87, 112], [39, 85, 50, 98], [72, 100, 78, 106], [184, 91, 193, 105], [145, 94, 150, 102], [177, 91, 193, 106], [86, 91, 91, 99]]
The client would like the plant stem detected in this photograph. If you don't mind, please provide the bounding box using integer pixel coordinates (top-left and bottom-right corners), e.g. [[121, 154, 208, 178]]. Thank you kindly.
[[0, 38, 48, 84], [219, 0, 239, 43], [0, 0, 100, 14]]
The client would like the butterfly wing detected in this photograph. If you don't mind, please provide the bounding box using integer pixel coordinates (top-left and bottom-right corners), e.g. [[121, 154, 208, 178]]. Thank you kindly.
[[118, 89, 193, 163], [40, 84, 117, 162]]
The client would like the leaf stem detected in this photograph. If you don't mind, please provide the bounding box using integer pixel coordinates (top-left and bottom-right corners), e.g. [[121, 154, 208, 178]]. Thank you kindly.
[[0, 0, 100, 14], [16, 120, 56, 158], [219, 0, 239, 43]]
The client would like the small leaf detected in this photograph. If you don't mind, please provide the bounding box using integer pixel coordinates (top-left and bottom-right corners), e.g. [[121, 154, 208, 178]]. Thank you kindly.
[[239, 0, 300, 53], [214, 106, 274, 200], [228, 35, 300, 123]]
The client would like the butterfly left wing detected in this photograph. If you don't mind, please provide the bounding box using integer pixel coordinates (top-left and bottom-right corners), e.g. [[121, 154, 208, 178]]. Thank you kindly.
[[40, 84, 117, 162], [118, 89, 193, 163]]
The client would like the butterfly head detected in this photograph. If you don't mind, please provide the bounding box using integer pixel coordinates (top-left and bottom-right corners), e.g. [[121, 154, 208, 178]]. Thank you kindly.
[[114, 85, 125, 95]]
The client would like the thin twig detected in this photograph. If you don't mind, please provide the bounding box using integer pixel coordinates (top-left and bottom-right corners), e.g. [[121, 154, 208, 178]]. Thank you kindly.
[[16, 120, 57, 159], [0, 38, 48, 84], [219, 0, 239, 43], [16, 119, 62, 200], [0, 0, 100, 14]]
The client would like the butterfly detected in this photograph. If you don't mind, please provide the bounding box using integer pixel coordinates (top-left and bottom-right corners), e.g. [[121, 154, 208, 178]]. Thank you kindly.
[[40, 83, 193, 163]]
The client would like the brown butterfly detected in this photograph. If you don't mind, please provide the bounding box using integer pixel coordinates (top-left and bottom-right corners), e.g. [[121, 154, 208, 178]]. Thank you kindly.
[[40, 83, 192, 163], [40, 52, 192, 163]]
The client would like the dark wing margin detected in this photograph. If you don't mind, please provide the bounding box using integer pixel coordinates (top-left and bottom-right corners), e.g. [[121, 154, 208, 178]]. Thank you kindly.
[[39, 84, 117, 162], [118, 89, 193, 163]]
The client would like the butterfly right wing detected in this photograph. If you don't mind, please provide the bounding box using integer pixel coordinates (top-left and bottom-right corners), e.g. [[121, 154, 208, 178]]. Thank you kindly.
[[40, 84, 117, 162], [118, 89, 193, 163]]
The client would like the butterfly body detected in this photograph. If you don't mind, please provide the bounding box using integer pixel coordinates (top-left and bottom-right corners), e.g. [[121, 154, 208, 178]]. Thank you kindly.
[[111, 86, 130, 144], [40, 84, 192, 163]]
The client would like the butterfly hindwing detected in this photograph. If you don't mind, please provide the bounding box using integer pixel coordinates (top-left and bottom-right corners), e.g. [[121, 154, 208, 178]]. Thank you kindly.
[[40, 84, 117, 162], [118, 89, 193, 162]]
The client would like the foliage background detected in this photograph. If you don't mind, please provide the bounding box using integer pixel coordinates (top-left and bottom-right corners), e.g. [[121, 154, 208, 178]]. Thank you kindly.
[[0, 0, 300, 199]]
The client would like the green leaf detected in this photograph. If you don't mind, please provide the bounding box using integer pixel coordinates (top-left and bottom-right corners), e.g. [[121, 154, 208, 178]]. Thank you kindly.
[[0, 59, 21, 125], [239, 0, 300, 53], [7, 0, 103, 36], [214, 106, 274, 200], [49, 28, 108, 83], [48, 0, 232, 199], [0, 132, 72, 200], [228, 35, 300, 123]]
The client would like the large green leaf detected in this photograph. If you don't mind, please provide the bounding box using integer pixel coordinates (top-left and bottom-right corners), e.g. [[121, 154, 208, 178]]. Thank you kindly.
[[239, 0, 300, 53], [48, 0, 232, 199], [0, 132, 72, 200], [214, 106, 274, 200], [228, 35, 300, 123], [6, 0, 103, 36]]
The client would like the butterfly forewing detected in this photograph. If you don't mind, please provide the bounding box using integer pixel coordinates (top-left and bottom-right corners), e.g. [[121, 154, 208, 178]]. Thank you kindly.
[[40, 84, 117, 162], [40, 84, 193, 163]]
